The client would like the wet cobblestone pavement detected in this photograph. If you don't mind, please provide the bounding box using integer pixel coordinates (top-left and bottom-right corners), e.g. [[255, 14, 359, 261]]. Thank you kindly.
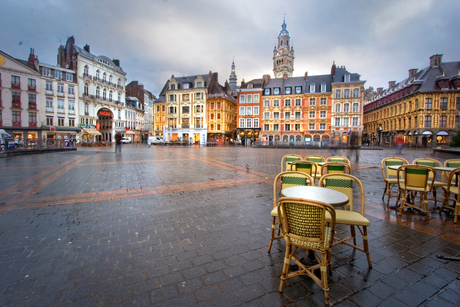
[[0, 145, 459, 306]]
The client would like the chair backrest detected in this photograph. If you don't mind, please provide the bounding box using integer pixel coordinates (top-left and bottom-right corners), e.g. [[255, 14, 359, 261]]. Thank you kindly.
[[413, 158, 441, 180], [397, 164, 435, 191], [273, 172, 314, 208], [292, 161, 317, 177], [381, 157, 409, 180], [444, 159, 460, 168], [277, 197, 335, 249], [305, 155, 325, 174], [326, 156, 351, 166], [321, 162, 351, 175], [281, 154, 303, 172], [319, 173, 364, 214], [446, 168, 460, 191]]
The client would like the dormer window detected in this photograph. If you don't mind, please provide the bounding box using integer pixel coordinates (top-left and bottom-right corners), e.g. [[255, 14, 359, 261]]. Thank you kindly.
[[310, 84, 315, 93], [264, 88, 271, 95], [285, 87, 291, 94], [197, 81, 203, 88], [274, 87, 280, 95], [170, 84, 175, 90], [321, 83, 326, 93], [344, 74, 351, 82], [248, 84, 253, 89], [183, 83, 189, 89], [295, 86, 302, 94]]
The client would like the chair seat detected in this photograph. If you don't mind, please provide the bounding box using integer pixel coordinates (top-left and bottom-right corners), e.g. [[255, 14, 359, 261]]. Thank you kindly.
[[325, 210, 370, 226], [398, 182, 430, 192], [385, 177, 399, 184], [446, 185, 460, 195], [429, 180, 447, 187], [287, 227, 332, 249]]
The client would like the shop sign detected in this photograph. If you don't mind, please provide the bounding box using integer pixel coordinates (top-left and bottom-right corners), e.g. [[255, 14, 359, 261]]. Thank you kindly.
[[99, 111, 112, 117]]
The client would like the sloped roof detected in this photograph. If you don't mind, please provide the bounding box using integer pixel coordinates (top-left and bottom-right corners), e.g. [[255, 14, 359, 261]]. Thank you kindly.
[[74, 45, 125, 73]]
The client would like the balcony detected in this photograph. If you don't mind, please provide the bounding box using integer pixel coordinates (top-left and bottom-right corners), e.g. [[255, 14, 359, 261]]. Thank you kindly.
[[57, 108, 65, 114], [68, 93, 75, 98], [28, 103, 37, 110], [117, 85, 124, 90], [46, 107, 54, 112], [28, 86, 36, 92], [12, 101, 21, 109], [12, 121, 21, 127], [69, 109, 75, 115], [57, 91, 65, 97], [83, 73, 91, 79], [29, 122, 37, 127], [45, 90, 53, 95], [11, 83, 20, 90]]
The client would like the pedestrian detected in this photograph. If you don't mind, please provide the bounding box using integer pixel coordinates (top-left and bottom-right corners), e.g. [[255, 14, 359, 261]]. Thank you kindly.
[[347, 131, 360, 162], [115, 132, 122, 153], [147, 137, 151, 148], [395, 133, 404, 154], [330, 137, 338, 155]]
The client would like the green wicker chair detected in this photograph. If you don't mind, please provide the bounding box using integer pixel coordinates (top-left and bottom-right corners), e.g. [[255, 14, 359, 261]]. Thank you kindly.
[[305, 155, 326, 181], [291, 160, 317, 177], [381, 157, 409, 206], [413, 158, 446, 207], [321, 162, 351, 175], [277, 197, 336, 305], [441, 167, 460, 223], [326, 156, 351, 166], [281, 154, 302, 172]]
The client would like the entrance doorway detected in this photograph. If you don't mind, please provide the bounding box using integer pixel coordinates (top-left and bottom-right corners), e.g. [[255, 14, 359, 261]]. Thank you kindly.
[[97, 108, 113, 142]]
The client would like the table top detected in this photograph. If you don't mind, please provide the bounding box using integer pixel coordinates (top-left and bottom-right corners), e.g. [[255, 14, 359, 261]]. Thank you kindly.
[[281, 186, 349, 207], [388, 165, 456, 172]]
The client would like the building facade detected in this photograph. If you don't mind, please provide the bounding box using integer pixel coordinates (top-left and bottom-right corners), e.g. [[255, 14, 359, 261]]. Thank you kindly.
[[0, 49, 42, 141], [363, 54, 460, 147], [207, 79, 237, 144], [237, 79, 263, 144], [273, 18, 295, 79], [126, 81, 156, 141]]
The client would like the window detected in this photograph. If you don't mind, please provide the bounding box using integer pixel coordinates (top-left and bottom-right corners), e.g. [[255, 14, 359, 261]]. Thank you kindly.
[[182, 106, 189, 114], [240, 95, 245, 103], [195, 92, 202, 100], [264, 124, 269, 131], [352, 103, 359, 112], [425, 115, 432, 127], [309, 84, 315, 93], [194, 105, 203, 112], [320, 111, 326, 118], [285, 124, 290, 131], [169, 106, 177, 114], [43, 67, 51, 77], [239, 107, 245, 115], [320, 98, 326, 105], [264, 100, 270, 107], [274, 112, 279, 119], [273, 100, 280, 107], [58, 118, 64, 126], [295, 99, 301, 106], [253, 118, 259, 128], [440, 115, 447, 128], [58, 99, 64, 112], [335, 118, 340, 126], [274, 124, 279, 131], [28, 78, 36, 88], [68, 85, 74, 96], [109, 91, 112, 101], [295, 86, 302, 94], [247, 95, 252, 103], [95, 70, 100, 80], [285, 87, 291, 94], [66, 72, 73, 82], [425, 98, 432, 110], [253, 94, 259, 103], [84, 83, 88, 96], [295, 111, 301, 119], [285, 99, 291, 107], [197, 81, 203, 88], [46, 116, 53, 126], [321, 83, 326, 93], [13, 111, 21, 123], [274, 88, 280, 95], [182, 94, 189, 101], [344, 89, 350, 98], [309, 123, 315, 130], [253, 106, 259, 115], [12, 91, 20, 103], [285, 112, 290, 119], [170, 84, 175, 90], [335, 104, 340, 112], [246, 118, 252, 128], [353, 88, 359, 98], [440, 97, 448, 110], [264, 112, 270, 119], [320, 123, 326, 130], [343, 117, 349, 127], [57, 83, 64, 94], [246, 107, 252, 115], [96, 87, 102, 98], [183, 83, 189, 89], [295, 124, 300, 131], [55, 70, 62, 79], [46, 97, 53, 108], [309, 111, 315, 118], [195, 117, 203, 128], [28, 93, 36, 104], [69, 118, 75, 126], [182, 118, 190, 128], [29, 112, 36, 124], [169, 94, 176, 101], [335, 89, 341, 98], [309, 98, 315, 106], [264, 88, 271, 95], [344, 74, 350, 82], [69, 100, 75, 111], [46, 81, 53, 92], [352, 117, 359, 126], [344, 103, 350, 112], [85, 103, 89, 114]]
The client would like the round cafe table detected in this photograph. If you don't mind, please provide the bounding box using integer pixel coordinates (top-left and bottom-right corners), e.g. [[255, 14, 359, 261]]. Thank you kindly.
[[281, 186, 348, 207]]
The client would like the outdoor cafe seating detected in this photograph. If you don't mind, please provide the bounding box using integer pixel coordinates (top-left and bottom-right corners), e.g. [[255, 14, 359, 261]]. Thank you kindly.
[[441, 167, 460, 223]]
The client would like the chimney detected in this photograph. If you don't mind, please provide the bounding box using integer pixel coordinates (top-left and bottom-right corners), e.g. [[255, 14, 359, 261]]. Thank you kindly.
[[409, 69, 418, 78], [113, 59, 120, 67], [209, 71, 212, 79], [388, 81, 396, 89], [28, 48, 35, 64], [331, 61, 336, 77], [430, 54, 442, 67], [377, 87, 383, 94], [304, 71, 308, 80], [262, 74, 270, 83], [83, 44, 90, 53], [283, 74, 288, 80]]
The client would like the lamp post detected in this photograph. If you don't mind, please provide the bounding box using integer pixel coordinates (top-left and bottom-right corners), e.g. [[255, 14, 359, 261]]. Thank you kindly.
[[377, 124, 383, 147]]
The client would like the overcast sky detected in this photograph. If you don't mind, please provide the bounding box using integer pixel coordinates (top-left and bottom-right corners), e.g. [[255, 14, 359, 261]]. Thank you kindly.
[[1, 0, 459, 97]]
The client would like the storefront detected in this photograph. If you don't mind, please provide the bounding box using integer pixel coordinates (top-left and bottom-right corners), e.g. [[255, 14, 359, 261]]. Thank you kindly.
[[163, 127, 207, 144], [80, 124, 102, 143]]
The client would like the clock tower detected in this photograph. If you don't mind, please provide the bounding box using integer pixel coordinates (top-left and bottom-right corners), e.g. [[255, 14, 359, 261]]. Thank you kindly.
[[273, 17, 294, 78]]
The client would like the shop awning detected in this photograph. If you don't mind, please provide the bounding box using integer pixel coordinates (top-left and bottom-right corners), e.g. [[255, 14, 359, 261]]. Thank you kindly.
[[437, 131, 449, 136], [82, 128, 102, 135], [125, 131, 136, 135], [422, 131, 432, 135]]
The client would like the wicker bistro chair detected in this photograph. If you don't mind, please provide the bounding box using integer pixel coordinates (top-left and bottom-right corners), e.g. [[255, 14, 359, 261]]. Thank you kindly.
[[281, 154, 303, 172], [413, 158, 446, 207], [326, 156, 351, 166], [397, 164, 436, 220], [441, 168, 460, 223], [444, 159, 460, 168], [277, 197, 336, 305], [321, 162, 351, 176], [291, 160, 317, 177], [319, 174, 372, 268], [268, 172, 314, 253], [381, 157, 409, 206], [305, 155, 326, 181]]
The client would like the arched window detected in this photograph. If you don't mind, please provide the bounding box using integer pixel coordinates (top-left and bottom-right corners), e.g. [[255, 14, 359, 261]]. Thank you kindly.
[[118, 78, 121, 87], [96, 86, 100, 98], [96, 70, 100, 80], [103, 89, 107, 100], [109, 91, 113, 101], [84, 65, 89, 76], [335, 104, 341, 113], [84, 83, 89, 96], [109, 74, 113, 85], [103, 72, 107, 82]]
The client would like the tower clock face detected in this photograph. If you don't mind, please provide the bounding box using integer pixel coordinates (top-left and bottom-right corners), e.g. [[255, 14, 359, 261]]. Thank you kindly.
[[277, 72, 283, 77]]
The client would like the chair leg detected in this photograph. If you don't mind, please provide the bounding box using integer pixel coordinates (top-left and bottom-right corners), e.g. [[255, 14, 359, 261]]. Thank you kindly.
[[399, 191, 406, 216], [433, 187, 437, 207], [268, 217, 276, 253], [382, 182, 388, 200], [455, 195, 460, 223], [350, 225, 357, 246], [362, 226, 372, 268], [279, 243, 291, 292], [423, 193, 430, 220], [320, 251, 330, 305]]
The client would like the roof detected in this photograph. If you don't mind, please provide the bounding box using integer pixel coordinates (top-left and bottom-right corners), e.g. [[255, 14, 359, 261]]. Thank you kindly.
[[74, 45, 125, 74]]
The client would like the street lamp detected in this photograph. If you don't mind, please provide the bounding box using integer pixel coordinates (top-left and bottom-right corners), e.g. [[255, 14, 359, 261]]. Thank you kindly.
[[377, 124, 383, 146]]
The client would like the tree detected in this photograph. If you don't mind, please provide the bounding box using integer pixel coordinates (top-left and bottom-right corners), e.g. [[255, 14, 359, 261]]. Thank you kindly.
[[363, 86, 376, 103], [449, 129, 460, 147]]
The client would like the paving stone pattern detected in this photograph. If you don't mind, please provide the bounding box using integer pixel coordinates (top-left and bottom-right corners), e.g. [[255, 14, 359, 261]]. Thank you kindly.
[[0, 145, 459, 306]]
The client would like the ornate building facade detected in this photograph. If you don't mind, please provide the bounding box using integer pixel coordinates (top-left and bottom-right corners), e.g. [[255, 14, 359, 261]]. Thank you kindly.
[[273, 18, 295, 79], [363, 54, 460, 147]]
